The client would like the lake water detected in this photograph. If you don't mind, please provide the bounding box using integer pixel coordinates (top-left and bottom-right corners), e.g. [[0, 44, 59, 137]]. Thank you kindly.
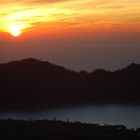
[[0, 104, 140, 128]]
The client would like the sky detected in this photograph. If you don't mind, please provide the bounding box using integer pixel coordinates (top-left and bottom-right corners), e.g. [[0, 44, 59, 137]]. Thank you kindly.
[[0, 0, 140, 71]]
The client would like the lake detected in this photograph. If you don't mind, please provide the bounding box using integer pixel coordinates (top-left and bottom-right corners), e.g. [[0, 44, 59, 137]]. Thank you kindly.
[[0, 104, 140, 128]]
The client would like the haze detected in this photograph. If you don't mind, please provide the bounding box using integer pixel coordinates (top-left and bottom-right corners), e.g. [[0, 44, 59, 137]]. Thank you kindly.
[[0, 0, 140, 71]]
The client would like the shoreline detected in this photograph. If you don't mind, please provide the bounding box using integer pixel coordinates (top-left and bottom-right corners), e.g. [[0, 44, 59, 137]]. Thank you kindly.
[[0, 119, 140, 139]]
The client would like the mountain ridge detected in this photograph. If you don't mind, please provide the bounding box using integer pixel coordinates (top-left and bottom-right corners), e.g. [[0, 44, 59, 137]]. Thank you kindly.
[[2, 58, 139, 72]]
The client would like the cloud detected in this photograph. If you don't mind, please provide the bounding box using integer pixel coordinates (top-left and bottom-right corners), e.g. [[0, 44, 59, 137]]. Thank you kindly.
[[0, 0, 75, 5], [0, 0, 140, 34]]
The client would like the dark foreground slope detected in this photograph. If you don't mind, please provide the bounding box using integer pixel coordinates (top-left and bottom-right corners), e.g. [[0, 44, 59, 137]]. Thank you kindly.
[[0, 58, 140, 111], [0, 119, 140, 139]]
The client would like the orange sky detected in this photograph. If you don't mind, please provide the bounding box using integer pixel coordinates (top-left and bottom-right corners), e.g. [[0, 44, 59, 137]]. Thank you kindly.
[[0, 0, 140, 36], [0, 0, 140, 71]]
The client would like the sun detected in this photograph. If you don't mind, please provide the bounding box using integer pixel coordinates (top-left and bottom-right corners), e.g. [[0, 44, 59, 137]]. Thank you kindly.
[[9, 26, 21, 37]]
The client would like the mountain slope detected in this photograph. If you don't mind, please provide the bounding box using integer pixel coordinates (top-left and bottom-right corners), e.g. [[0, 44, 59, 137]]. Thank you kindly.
[[0, 58, 140, 111]]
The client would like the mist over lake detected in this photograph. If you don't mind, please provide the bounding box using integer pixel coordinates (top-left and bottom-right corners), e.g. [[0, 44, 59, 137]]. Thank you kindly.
[[1, 104, 140, 129]]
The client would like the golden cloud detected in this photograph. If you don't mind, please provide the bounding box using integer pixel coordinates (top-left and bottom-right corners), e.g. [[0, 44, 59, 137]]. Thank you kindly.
[[0, 0, 140, 35]]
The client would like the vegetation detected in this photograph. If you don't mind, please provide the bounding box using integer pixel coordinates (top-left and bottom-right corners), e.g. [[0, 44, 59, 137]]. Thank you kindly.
[[0, 119, 140, 139]]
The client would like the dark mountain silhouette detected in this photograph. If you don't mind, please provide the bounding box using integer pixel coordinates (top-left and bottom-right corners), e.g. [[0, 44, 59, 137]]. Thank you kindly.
[[0, 58, 140, 111], [1, 119, 140, 139]]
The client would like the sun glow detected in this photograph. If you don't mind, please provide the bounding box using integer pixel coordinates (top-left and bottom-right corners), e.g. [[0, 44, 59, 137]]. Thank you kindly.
[[10, 26, 21, 37], [0, 0, 140, 35]]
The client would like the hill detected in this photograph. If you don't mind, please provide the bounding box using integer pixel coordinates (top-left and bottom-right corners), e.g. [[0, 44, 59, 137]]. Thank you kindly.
[[0, 58, 140, 111]]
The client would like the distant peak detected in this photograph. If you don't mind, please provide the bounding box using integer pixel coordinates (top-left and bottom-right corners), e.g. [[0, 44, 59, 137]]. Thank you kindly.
[[20, 58, 42, 63], [4, 58, 66, 71], [121, 63, 140, 72], [126, 63, 137, 69], [6, 58, 49, 66], [128, 63, 137, 66]]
